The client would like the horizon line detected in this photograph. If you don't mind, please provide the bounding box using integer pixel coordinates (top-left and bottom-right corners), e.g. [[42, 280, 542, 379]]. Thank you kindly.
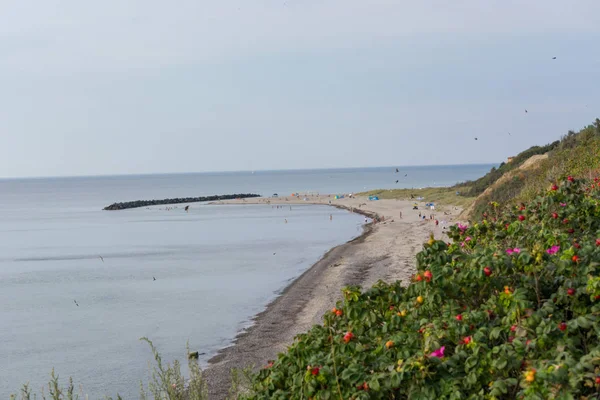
[[0, 162, 499, 181]]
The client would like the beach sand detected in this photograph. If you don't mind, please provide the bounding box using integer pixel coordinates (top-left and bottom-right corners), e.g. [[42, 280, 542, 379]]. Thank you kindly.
[[203, 195, 461, 399]]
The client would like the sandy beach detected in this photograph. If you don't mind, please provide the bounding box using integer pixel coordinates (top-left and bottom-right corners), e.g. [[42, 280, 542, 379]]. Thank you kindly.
[[204, 195, 461, 398]]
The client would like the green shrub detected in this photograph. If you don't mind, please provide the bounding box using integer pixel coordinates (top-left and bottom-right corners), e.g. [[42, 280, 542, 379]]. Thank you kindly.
[[244, 177, 600, 399]]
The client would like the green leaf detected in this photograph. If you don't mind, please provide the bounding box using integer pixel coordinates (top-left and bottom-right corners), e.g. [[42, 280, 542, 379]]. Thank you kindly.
[[369, 377, 381, 391], [577, 316, 592, 329]]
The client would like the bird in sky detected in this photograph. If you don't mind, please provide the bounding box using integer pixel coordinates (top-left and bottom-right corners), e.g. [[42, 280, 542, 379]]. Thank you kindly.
[[474, 137, 478, 140], [552, 56, 557, 60], [153, 276, 156, 281], [395, 168, 399, 173], [74, 300, 79, 307], [508, 132, 512, 136], [99, 256, 104, 262], [404, 174, 408, 177], [395, 180, 399, 183], [525, 109, 528, 113]]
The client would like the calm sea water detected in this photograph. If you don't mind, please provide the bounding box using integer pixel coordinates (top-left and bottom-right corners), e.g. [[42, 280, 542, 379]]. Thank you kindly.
[[0, 165, 493, 398]]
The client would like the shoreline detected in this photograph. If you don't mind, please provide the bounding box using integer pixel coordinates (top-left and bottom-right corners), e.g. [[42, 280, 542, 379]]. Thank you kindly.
[[203, 196, 460, 399]]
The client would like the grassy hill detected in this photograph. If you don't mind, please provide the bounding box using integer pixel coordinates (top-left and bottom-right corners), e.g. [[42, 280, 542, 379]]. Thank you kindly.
[[460, 118, 600, 219], [359, 119, 600, 217]]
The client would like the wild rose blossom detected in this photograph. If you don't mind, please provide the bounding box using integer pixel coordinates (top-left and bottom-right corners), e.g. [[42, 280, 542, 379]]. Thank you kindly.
[[546, 245, 560, 255], [506, 248, 521, 255], [560, 203, 567, 207], [465, 236, 472, 242], [429, 346, 445, 358], [457, 223, 467, 233]]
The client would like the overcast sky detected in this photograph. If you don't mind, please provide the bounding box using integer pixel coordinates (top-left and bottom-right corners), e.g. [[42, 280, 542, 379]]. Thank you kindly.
[[1, 1, 599, 178]]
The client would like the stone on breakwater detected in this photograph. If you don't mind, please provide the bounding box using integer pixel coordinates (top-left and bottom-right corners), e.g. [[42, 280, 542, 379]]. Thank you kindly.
[[103, 193, 261, 210]]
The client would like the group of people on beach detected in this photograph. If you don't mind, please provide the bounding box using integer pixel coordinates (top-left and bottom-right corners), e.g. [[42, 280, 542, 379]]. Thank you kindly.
[[417, 211, 448, 229]]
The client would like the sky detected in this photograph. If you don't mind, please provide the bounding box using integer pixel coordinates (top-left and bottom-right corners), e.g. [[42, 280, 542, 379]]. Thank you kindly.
[[1, 1, 599, 178]]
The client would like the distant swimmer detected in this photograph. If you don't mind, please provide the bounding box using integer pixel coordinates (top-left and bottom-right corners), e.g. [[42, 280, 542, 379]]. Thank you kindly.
[[99, 256, 104, 263], [395, 168, 399, 173]]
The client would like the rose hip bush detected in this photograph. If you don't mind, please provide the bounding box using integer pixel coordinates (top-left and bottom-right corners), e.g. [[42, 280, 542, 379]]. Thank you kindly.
[[243, 178, 600, 399]]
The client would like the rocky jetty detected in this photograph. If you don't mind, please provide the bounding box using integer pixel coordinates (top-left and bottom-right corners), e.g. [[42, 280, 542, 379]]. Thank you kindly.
[[103, 193, 261, 210]]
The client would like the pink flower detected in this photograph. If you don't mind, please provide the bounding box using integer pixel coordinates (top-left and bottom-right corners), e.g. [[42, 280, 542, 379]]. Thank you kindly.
[[560, 203, 567, 207], [465, 236, 472, 242], [513, 248, 521, 253], [460, 242, 466, 247], [429, 346, 445, 358], [546, 245, 560, 255], [457, 223, 467, 232], [506, 249, 514, 255]]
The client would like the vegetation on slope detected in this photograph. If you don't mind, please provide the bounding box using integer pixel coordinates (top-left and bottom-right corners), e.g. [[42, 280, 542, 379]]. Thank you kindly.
[[454, 142, 559, 198], [460, 119, 600, 220], [244, 177, 600, 399]]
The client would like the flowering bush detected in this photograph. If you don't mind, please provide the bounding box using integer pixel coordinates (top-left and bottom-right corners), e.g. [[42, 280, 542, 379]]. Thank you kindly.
[[244, 178, 600, 399]]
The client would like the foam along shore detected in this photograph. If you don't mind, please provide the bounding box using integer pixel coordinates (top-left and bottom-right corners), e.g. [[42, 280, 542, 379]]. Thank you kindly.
[[102, 193, 261, 210], [203, 194, 462, 399]]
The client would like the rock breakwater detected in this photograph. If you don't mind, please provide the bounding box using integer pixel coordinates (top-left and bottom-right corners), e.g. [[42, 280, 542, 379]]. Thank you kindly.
[[103, 194, 261, 210]]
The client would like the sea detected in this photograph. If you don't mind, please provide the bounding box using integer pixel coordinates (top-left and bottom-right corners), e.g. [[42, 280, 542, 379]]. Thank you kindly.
[[0, 164, 493, 398]]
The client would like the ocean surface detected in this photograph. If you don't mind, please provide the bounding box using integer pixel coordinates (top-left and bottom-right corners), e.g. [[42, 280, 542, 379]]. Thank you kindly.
[[0, 165, 493, 398]]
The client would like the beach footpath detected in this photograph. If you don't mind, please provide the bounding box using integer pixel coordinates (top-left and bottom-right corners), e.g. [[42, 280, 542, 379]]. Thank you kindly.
[[204, 195, 461, 399]]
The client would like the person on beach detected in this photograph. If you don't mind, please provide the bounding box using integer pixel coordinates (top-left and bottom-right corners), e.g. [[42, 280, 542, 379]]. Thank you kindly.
[[285, 219, 288, 223], [330, 214, 333, 221], [418, 212, 422, 218], [435, 219, 439, 227], [399, 211, 403, 219]]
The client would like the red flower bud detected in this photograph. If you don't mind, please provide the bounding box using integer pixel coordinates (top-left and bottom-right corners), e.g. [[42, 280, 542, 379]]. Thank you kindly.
[[558, 322, 567, 331]]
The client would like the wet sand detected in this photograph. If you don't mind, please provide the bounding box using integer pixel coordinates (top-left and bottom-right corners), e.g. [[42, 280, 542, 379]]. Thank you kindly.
[[203, 195, 461, 398]]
